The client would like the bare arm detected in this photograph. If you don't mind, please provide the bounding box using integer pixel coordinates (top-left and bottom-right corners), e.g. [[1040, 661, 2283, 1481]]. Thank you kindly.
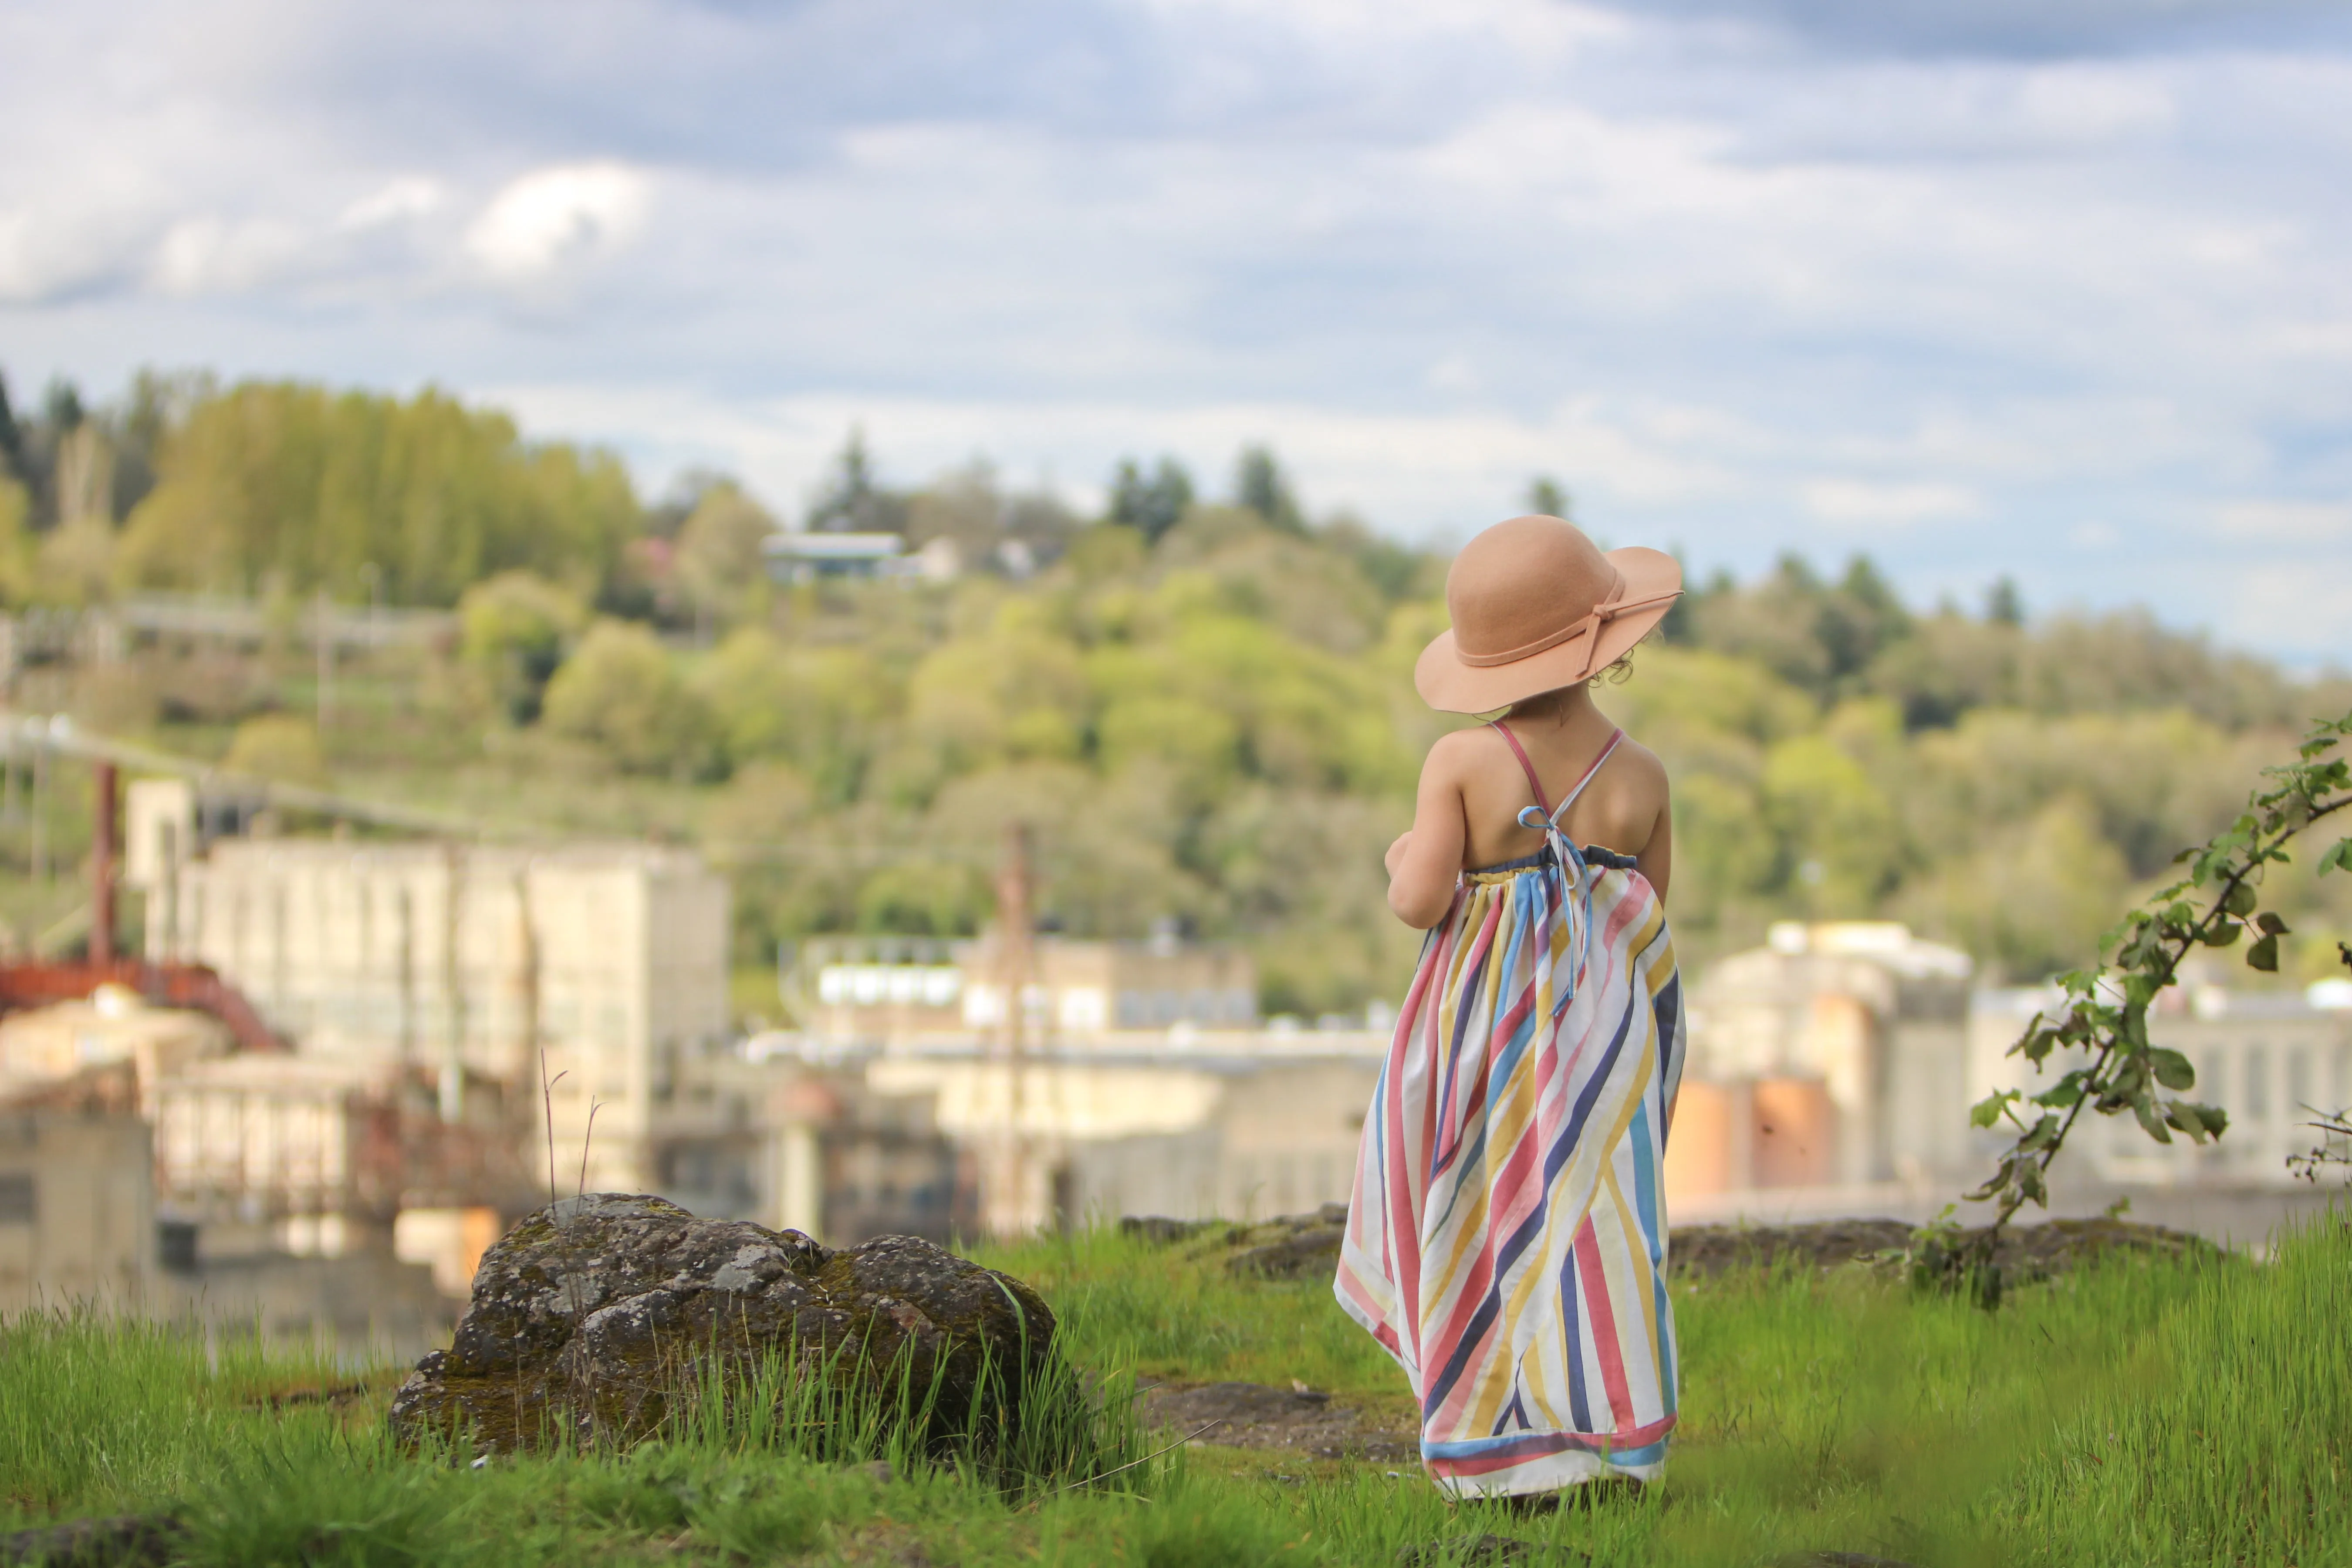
[[1386, 736, 1472, 929], [1635, 789, 1672, 906]]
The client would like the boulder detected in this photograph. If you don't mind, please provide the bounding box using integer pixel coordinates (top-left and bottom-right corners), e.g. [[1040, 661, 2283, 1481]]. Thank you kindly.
[[389, 1194, 1055, 1453]]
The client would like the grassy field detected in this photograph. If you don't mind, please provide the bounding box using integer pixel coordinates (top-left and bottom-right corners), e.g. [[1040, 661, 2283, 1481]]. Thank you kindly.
[[0, 1208, 2345, 1567]]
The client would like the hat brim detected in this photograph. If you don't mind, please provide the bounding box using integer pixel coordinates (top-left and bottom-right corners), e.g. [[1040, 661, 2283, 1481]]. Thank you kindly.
[[1413, 545, 1682, 714]]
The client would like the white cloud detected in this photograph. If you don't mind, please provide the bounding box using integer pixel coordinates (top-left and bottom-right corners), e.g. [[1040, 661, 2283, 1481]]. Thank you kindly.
[[2224, 562, 2352, 659], [1801, 478, 1976, 527], [3, 0, 2351, 658], [2214, 500, 2352, 544], [341, 176, 444, 230], [463, 162, 650, 283], [150, 215, 308, 296]]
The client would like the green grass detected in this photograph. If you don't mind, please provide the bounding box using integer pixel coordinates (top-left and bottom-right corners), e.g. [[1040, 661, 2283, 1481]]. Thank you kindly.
[[0, 1209, 2345, 1565]]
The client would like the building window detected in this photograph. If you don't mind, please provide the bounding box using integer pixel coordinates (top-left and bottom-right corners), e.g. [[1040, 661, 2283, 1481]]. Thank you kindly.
[[0, 1173, 33, 1224], [2243, 1043, 2268, 1121], [2286, 1047, 2312, 1118]]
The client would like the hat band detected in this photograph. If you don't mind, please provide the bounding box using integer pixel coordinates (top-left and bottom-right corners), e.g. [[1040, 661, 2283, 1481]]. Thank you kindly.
[[1455, 586, 1680, 669]]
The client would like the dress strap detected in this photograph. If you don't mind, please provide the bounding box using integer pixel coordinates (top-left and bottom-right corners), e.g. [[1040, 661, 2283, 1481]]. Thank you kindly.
[[1487, 720, 1551, 817], [1487, 722, 1625, 824], [1558, 729, 1625, 812]]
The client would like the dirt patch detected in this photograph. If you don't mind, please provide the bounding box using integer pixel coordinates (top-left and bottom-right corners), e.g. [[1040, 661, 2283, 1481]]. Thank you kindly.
[[1126, 1206, 2226, 1291], [1672, 1216, 2224, 1281], [1395, 1534, 1581, 1565], [1142, 1380, 1418, 1463], [0, 1514, 182, 1567]]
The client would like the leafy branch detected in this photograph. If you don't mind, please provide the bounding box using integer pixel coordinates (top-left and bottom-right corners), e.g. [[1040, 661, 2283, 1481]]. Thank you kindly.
[[1963, 706, 2352, 1254]]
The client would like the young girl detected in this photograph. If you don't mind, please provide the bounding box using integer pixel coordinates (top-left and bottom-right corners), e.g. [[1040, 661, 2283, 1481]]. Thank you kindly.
[[1336, 513, 1687, 1500]]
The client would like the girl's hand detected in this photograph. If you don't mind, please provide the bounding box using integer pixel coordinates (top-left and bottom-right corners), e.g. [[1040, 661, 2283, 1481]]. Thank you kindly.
[[1388, 733, 1474, 929], [1384, 831, 1413, 876]]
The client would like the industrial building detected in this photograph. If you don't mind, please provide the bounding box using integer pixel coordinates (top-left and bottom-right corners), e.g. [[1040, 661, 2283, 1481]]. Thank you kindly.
[[126, 779, 732, 1202]]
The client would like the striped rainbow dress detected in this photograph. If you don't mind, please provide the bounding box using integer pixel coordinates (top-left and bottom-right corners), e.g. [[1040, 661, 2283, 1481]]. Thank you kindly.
[[1336, 725, 1686, 1497]]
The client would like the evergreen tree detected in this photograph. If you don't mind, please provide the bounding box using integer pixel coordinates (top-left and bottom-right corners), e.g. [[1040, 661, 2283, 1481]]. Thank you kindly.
[[1987, 575, 2025, 626], [1233, 444, 1304, 534], [0, 368, 22, 483], [1525, 476, 1570, 520], [807, 428, 904, 534], [1106, 456, 1194, 544]]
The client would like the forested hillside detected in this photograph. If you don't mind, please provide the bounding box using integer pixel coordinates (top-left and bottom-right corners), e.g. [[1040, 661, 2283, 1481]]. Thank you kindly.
[[3, 368, 2345, 1016]]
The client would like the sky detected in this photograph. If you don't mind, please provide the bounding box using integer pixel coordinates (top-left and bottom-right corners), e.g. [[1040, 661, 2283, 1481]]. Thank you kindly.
[[3, 0, 2350, 662]]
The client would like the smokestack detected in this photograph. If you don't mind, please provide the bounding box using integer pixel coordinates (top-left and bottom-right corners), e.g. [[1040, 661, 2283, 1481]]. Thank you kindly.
[[91, 760, 117, 965]]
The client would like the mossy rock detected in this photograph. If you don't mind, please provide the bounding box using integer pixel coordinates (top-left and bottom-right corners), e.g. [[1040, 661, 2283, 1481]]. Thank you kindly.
[[388, 1194, 1055, 1453]]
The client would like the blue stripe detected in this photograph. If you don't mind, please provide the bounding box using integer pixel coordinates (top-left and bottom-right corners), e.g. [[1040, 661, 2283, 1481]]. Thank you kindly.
[[1420, 1433, 1671, 1467], [1423, 1274, 1502, 1419], [1630, 1100, 1662, 1268], [1547, 1001, 1636, 1189], [1561, 1237, 1591, 1431]]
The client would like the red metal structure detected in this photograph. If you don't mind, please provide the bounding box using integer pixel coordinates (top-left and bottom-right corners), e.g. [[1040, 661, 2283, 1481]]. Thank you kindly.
[[0, 959, 288, 1053]]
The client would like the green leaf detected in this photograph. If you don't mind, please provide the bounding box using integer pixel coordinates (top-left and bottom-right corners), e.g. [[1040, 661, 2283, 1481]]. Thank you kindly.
[[2247, 933, 2280, 973], [1969, 1090, 2016, 1130], [2019, 1113, 2063, 1153], [2032, 1072, 2089, 1108], [2255, 911, 2291, 936], [2163, 1099, 2227, 1145], [2176, 1100, 2229, 1140], [2318, 838, 2352, 877], [2222, 881, 2258, 916], [2149, 1048, 2196, 1091], [2132, 1094, 2173, 1144], [2202, 919, 2242, 948]]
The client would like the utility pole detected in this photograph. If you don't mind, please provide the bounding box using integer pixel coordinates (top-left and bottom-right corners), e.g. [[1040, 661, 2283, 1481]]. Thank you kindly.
[[994, 821, 1034, 1235], [90, 760, 117, 964], [30, 738, 46, 884], [315, 588, 333, 730], [439, 841, 467, 1122]]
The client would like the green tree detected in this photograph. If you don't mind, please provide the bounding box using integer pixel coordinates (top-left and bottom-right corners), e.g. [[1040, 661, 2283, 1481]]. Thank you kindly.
[[0, 477, 36, 605], [672, 482, 777, 631], [0, 369, 24, 483], [117, 382, 641, 606], [541, 619, 716, 776], [806, 428, 905, 534], [1107, 456, 1194, 544], [1525, 476, 1570, 519], [459, 571, 588, 723], [1231, 445, 1304, 534]]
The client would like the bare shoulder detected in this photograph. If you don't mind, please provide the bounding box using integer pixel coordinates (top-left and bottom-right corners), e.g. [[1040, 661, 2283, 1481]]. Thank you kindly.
[[1421, 725, 1491, 782], [1580, 732, 1669, 851], [1606, 734, 1669, 796]]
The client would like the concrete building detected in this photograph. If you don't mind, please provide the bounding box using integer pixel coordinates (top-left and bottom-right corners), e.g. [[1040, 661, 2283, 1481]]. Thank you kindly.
[[859, 1035, 1382, 1233], [125, 798, 730, 1199], [0, 983, 229, 1116], [1667, 921, 1975, 1209], [0, 1098, 153, 1311], [801, 933, 1257, 1047]]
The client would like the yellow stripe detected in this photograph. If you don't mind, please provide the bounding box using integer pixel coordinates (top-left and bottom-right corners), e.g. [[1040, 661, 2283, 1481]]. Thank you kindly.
[[1602, 1162, 1662, 1413]]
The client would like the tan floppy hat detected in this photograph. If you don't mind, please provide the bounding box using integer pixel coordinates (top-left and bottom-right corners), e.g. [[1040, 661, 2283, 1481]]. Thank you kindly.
[[1414, 514, 1683, 713]]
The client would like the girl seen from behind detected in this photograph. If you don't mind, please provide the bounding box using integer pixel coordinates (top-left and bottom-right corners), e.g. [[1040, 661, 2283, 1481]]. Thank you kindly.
[[1337, 513, 1687, 1500]]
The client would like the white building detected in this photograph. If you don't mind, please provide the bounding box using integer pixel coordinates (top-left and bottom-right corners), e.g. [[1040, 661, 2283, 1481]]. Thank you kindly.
[[126, 782, 730, 1199], [1971, 979, 2352, 1191]]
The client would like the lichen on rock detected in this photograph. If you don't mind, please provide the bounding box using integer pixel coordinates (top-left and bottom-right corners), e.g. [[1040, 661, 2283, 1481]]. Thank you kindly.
[[389, 1194, 1056, 1454]]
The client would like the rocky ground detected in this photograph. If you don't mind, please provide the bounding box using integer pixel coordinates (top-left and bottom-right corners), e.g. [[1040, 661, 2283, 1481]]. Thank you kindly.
[[1139, 1379, 1418, 1464], [1128, 1206, 2225, 1290]]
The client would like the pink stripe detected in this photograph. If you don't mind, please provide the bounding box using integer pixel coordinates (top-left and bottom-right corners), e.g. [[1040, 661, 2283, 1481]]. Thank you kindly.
[[1425, 1412, 1679, 1476], [1575, 1220, 1633, 1426]]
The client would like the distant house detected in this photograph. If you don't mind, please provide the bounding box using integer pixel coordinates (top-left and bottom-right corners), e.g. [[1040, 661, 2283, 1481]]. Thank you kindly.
[[793, 933, 1258, 1047], [763, 531, 907, 583]]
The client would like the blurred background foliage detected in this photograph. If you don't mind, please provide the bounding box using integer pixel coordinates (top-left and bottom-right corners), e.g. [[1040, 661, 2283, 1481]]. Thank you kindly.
[[2, 366, 2347, 1020]]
